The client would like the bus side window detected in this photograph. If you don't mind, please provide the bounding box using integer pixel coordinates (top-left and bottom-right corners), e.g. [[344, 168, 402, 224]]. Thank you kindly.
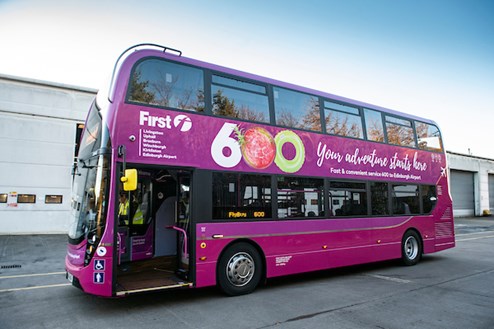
[[385, 116, 416, 148], [370, 182, 389, 215], [127, 59, 205, 112], [364, 108, 385, 142], [324, 100, 363, 139], [329, 181, 367, 217], [421, 185, 437, 214], [274, 87, 321, 132], [392, 184, 420, 215], [211, 75, 270, 123], [416, 122, 443, 152], [277, 177, 324, 219]]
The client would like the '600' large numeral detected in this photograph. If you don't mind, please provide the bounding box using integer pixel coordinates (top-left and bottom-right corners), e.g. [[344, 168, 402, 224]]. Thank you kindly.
[[211, 123, 305, 173], [210, 123, 242, 168]]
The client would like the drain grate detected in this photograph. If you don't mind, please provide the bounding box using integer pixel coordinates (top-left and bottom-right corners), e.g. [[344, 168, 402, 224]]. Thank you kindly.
[[1, 264, 22, 269]]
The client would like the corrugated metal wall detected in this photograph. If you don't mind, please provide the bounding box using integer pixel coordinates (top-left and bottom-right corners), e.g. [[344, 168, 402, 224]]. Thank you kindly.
[[450, 170, 475, 217]]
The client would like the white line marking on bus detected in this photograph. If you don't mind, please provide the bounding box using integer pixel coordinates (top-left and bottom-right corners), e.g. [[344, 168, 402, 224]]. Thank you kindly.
[[456, 235, 494, 242], [0, 271, 65, 280], [367, 274, 411, 284], [0, 283, 71, 293]]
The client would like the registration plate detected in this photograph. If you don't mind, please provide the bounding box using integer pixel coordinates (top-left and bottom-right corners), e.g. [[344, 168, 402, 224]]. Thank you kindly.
[[66, 272, 74, 283]]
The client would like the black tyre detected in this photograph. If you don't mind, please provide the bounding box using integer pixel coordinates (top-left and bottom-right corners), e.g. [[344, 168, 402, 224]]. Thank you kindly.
[[217, 242, 262, 296], [401, 230, 422, 266]]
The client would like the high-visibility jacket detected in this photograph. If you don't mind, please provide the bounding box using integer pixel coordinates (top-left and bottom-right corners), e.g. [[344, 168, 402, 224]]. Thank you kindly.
[[119, 200, 129, 225], [119, 200, 129, 215], [132, 206, 144, 225]]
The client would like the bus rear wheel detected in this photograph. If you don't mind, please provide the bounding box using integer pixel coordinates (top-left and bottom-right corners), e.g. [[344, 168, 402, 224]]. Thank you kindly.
[[401, 230, 422, 266], [217, 242, 262, 296]]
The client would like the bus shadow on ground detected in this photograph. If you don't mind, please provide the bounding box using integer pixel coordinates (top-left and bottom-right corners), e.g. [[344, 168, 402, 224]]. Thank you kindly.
[[88, 255, 450, 310]]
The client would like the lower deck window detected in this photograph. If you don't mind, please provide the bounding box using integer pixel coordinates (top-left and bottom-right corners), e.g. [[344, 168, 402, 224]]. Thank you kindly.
[[392, 184, 420, 214], [371, 182, 389, 215], [212, 173, 271, 220], [277, 177, 324, 218], [421, 185, 437, 214], [210, 173, 437, 220], [329, 181, 367, 216]]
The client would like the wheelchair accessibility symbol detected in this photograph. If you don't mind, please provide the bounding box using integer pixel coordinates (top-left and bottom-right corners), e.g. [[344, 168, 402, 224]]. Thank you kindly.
[[94, 259, 105, 271]]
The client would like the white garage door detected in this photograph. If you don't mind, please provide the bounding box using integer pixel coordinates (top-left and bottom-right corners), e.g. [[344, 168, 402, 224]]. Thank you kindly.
[[489, 174, 494, 214], [450, 170, 475, 217]]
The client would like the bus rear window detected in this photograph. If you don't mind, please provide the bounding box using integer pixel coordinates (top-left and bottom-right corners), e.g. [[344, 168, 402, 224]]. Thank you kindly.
[[127, 59, 205, 112]]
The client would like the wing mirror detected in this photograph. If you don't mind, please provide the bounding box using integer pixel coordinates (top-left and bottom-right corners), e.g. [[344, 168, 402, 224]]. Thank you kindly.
[[121, 169, 137, 191]]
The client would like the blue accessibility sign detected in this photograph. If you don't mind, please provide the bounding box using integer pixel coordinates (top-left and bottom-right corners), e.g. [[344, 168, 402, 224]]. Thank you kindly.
[[94, 272, 104, 284], [94, 259, 105, 271]]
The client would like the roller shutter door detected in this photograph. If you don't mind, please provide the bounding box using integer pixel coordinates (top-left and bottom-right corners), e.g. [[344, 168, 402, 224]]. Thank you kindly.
[[489, 174, 494, 213], [450, 170, 475, 217]]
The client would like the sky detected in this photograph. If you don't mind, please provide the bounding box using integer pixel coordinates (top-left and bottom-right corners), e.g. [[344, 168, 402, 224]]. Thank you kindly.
[[1, 0, 493, 158]]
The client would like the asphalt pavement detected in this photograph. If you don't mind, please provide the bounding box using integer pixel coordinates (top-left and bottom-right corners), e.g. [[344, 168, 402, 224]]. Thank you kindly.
[[1, 216, 493, 329]]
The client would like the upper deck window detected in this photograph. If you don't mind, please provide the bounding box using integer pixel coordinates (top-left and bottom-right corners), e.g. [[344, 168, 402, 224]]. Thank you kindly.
[[324, 100, 363, 138], [415, 121, 443, 152], [364, 108, 385, 142], [274, 87, 321, 131], [127, 59, 205, 112], [385, 115, 416, 148], [212, 75, 269, 123]]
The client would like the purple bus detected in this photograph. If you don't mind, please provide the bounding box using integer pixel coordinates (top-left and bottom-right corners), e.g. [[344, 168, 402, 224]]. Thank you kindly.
[[66, 44, 454, 297]]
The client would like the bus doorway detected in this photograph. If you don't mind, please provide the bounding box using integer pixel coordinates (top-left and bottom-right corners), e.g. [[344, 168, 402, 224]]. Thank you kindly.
[[115, 168, 192, 296]]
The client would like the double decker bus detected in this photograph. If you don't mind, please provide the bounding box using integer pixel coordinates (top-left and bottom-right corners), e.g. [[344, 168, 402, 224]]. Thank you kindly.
[[66, 44, 454, 297]]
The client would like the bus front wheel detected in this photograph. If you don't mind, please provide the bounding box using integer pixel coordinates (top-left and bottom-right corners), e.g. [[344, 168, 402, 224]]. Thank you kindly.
[[217, 242, 262, 296], [401, 230, 422, 266]]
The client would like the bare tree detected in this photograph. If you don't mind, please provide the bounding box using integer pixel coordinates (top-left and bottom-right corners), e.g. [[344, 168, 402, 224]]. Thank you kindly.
[[301, 97, 321, 131], [277, 111, 299, 128]]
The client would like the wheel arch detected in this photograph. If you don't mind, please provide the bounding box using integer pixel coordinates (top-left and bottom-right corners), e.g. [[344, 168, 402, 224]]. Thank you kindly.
[[216, 238, 267, 284]]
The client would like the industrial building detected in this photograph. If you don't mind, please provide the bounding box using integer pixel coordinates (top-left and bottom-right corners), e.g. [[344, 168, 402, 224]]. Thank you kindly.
[[0, 74, 95, 234], [0, 74, 492, 234]]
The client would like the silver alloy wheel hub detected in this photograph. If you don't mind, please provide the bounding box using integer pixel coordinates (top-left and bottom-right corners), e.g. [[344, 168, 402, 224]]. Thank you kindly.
[[405, 236, 418, 259], [226, 252, 255, 287]]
